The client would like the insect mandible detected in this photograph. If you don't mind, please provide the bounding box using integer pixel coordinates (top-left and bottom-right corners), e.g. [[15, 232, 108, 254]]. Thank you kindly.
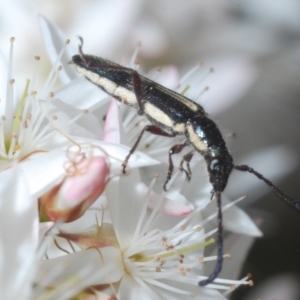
[[70, 37, 300, 286]]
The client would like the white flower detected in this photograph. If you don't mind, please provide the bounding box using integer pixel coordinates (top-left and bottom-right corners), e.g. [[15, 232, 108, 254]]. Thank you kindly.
[[105, 171, 255, 299], [37, 171, 256, 299], [33, 66, 261, 299], [0, 37, 68, 168], [0, 18, 161, 300], [35, 20, 260, 295], [0, 4, 298, 299], [0, 34, 92, 198], [1, 11, 292, 300], [0, 21, 158, 199]]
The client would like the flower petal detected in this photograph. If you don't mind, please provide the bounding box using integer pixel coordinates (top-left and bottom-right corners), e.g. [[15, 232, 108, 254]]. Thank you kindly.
[[0, 167, 37, 300], [222, 200, 262, 237], [55, 76, 110, 109], [19, 150, 67, 198], [69, 0, 143, 57], [39, 98, 102, 139], [220, 234, 256, 280], [39, 157, 108, 222], [136, 182, 194, 216], [118, 274, 160, 300], [202, 195, 262, 237], [39, 222, 54, 244], [103, 100, 121, 143], [106, 171, 145, 248], [187, 55, 258, 114], [0, 50, 8, 116], [227, 145, 298, 202], [68, 138, 160, 172], [39, 15, 77, 83], [147, 65, 179, 90], [38, 247, 123, 287]]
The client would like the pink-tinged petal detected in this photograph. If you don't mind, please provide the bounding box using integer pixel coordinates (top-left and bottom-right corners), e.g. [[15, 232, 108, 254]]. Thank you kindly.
[[0, 167, 38, 300], [39, 156, 108, 222], [59, 157, 108, 208], [135, 182, 194, 216], [66, 138, 160, 172], [157, 198, 193, 216], [103, 100, 121, 143]]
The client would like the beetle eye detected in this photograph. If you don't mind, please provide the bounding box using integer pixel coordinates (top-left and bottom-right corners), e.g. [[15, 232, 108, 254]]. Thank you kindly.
[[210, 159, 219, 171]]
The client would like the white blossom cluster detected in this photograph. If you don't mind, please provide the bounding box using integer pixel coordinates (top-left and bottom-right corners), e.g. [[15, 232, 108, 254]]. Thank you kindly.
[[1, 2, 298, 298]]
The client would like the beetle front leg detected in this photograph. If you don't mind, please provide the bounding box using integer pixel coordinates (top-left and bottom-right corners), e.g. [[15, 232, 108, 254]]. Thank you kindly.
[[122, 125, 175, 173], [163, 141, 188, 191], [178, 150, 194, 181]]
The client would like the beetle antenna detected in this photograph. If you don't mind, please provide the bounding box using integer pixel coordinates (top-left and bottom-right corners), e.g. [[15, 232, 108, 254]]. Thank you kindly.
[[199, 191, 223, 286], [234, 164, 300, 211], [77, 36, 89, 65]]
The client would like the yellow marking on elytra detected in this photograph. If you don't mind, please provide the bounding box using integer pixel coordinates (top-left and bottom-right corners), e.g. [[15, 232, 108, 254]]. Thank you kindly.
[[115, 86, 137, 105], [187, 124, 208, 152], [173, 122, 185, 133], [175, 93, 198, 111], [144, 102, 173, 128], [75, 66, 117, 95], [76, 65, 138, 107], [144, 102, 185, 133]]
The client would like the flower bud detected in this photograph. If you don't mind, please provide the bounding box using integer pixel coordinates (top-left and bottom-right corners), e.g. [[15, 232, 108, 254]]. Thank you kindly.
[[39, 156, 108, 222]]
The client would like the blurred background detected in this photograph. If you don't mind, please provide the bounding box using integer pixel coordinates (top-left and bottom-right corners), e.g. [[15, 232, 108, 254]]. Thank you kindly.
[[0, 0, 300, 299]]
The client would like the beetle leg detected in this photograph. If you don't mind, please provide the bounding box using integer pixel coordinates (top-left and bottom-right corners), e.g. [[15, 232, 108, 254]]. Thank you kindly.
[[179, 150, 194, 181], [122, 125, 175, 174], [163, 141, 188, 191]]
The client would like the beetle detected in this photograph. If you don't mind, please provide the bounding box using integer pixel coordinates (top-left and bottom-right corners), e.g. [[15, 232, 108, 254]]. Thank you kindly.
[[70, 37, 300, 286]]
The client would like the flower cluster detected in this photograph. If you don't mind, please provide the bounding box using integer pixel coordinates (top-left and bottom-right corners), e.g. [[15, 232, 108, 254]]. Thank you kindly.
[[0, 16, 263, 300]]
